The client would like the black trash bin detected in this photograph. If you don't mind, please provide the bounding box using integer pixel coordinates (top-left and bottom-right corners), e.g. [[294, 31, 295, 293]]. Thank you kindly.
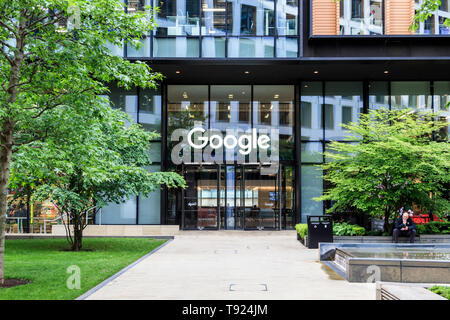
[[307, 215, 333, 249]]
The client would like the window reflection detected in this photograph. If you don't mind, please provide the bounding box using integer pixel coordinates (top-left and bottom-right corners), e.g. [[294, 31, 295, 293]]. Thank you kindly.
[[415, 0, 450, 34], [391, 81, 432, 111], [154, 0, 200, 36], [339, 0, 383, 35]]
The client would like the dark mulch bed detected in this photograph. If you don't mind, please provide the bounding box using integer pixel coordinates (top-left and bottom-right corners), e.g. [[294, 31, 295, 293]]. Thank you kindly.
[[0, 279, 31, 288]]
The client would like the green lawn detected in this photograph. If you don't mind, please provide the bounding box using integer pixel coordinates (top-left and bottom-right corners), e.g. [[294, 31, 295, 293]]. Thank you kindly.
[[429, 286, 450, 300], [0, 238, 167, 300]]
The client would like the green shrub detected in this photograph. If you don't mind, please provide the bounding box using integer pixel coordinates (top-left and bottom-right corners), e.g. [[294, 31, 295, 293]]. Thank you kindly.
[[295, 224, 308, 239], [365, 230, 383, 236], [333, 222, 366, 236], [429, 286, 450, 300], [416, 221, 450, 235]]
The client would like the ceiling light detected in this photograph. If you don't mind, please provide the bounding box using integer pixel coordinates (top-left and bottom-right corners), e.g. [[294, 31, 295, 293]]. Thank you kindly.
[[228, 94, 234, 99], [384, 70, 389, 74], [227, 105, 231, 111], [244, 71, 250, 74], [176, 70, 181, 74], [274, 94, 279, 99], [313, 70, 319, 74]]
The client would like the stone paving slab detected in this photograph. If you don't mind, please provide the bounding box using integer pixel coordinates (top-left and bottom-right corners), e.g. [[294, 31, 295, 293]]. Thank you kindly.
[[84, 231, 376, 300]]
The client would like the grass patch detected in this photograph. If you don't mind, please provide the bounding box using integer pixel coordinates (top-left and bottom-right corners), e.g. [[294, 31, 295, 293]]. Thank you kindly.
[[0, 238, 167, 300], [429, 286, 450, 299]]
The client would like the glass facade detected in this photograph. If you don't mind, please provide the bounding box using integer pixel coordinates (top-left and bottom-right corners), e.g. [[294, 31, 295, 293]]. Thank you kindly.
[[117, 0, 299, 58], [95, 84, 163, 225], [96, 81, 449, 229]]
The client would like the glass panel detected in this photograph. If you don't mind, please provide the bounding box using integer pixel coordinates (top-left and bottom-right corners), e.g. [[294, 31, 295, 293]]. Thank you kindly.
[[415, 0, 450, 35], [148, 142, 161, 163], [168, 85, 208, 164], [300, 82, 323, 140], [153, 37, 200, 57], [254, 85, 295, 160], [227, 0, 275, 36], [227, 37, 274, 57], [202, 0, 227, 35], [138, 165, 162, 224], [301, 142, 323, 163], [324, 81, 363, 140], [202, 37, 226, 57], [108, 85, 138, 122], [277, 0, 299, 35], [127, 0, 149, 12], [391, 81, 431, 111], [244, 167, 279, 230], [434, 81, 450, 140], [139, 87, 162, 134], [339, 0, 383, 35], [154, 0, 200, 36], [301, 166, 323, 223], [97, 198, 137, 224], [369, 81, 389, 110], [276, 37, 298, 57], [184, 167, 219, 230], [127, 38, 151, 57]]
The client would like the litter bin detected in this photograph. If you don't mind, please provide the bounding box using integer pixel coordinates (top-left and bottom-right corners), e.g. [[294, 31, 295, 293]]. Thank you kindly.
[[307, 215, 333, 249]]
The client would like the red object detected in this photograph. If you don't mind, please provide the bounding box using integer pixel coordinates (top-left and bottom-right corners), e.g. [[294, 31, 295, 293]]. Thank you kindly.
[[411, 214, 444, 224]]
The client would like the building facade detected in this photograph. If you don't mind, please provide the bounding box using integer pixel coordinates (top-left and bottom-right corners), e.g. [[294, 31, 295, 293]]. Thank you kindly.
[[95, 0, 450, 230]]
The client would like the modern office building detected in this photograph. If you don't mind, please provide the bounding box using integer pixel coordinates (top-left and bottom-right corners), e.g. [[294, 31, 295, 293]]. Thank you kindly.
[[95, 0, 450, 231]]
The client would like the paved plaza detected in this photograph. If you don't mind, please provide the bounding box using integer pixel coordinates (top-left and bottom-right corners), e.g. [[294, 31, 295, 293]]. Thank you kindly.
[[84, 231, 376, 300]]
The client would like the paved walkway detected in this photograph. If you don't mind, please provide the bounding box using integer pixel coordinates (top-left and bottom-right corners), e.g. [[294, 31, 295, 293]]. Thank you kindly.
[[85, 231, 376, 300]]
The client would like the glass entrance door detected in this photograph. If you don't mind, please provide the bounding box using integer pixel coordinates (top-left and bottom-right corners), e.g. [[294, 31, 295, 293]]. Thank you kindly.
[[241, 166, 280, 230], [182, 164, 288, 230], [183, 166, 219, 230]]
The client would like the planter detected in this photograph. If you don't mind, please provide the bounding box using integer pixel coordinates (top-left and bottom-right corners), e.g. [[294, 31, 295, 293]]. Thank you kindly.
[[333, 235, 450, 243]]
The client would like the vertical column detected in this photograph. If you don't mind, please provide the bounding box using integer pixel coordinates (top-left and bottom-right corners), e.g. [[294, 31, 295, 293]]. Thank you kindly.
[[312, 0, 340, 35], [385, 0, 415, 35]]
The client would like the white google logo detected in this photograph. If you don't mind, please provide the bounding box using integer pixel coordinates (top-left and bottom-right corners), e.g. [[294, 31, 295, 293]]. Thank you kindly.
[[187, 128, 270, 155]]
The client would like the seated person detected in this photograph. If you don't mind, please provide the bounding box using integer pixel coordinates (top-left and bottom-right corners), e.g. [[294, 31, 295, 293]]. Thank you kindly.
[[393, 211, 416, 243]]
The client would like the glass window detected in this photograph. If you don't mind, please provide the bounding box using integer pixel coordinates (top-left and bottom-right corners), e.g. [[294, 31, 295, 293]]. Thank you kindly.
[[369, 81, 389, 110], [139, 87, 162, 134], [154, 0, 200, 36], [210, 85, 251, 130], [415, 0, 450, 34], [434, 81, 450, 139], [301, 142, 323, 163], [391, 81, 432, 111], [227, 37, 274, 58], [202, 0, 227, 35], [276, 37, 298, 57], [254, 85, 295, 160], [202, 37, 226, 57], [339, 0, 383, 35], [138, 165, 162, 224], [153, 37, 200, 57], [127, 38, 151, 57], [227, 0, 275, 36], [108, 85, 138, 122], [277, 0, 298, 36], [168, 85, 209, 164], [324, 81, 363, 140], [97, 198, 137, 224], [300, 82, 323, 141], [301, 166, 323, 222]]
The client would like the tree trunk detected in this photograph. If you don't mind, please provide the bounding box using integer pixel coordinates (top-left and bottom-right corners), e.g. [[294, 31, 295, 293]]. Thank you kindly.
[[71, 214, 83, 251], [0, 123, 14, 284], [383, 210, 394, 235]]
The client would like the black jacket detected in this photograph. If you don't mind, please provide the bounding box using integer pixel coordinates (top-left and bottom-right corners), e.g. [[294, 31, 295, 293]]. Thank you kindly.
[[395, 217, 416, 231]]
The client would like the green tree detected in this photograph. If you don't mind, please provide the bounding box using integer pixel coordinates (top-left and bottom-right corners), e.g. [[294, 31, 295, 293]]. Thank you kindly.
[[0, 0, 160, 282], [315, 109, 450, 234], [9, 103, 185, 251]]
